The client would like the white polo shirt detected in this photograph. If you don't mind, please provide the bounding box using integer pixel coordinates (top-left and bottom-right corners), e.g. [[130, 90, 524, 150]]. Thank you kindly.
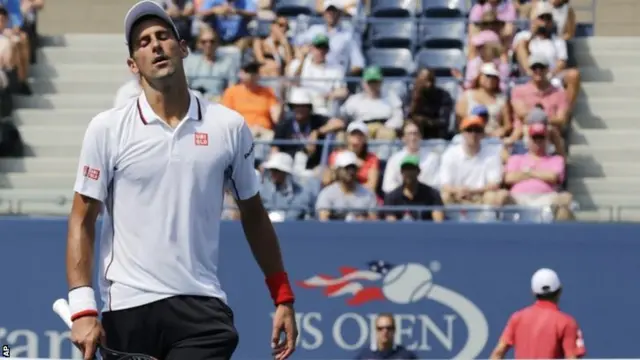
[[439, 143, 502, 190], [74, 90, 259, 312]]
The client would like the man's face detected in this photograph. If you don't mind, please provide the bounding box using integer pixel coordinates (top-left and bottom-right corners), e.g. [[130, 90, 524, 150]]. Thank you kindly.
[[127, 18, 188, 83], [323, 7, 339, 26], [401, 166, 419, 185], [529, 132, 547, 152], [403, 123, 421, 149], [239, 69, 259, 84], [199, 31, 218, 57], [269, 169, 287, 185], [311, 45, 329, 62], [0, 14, 7, 30], [531, 63, 548, 82], [338, 165, 357, 183], [375, 316, 396, 346], [347, 131, 366, 153], [292, 104, 311, 122], [463, 126, 485, 146], [536, 13, 554, 29], [364, 80, 381, 94]]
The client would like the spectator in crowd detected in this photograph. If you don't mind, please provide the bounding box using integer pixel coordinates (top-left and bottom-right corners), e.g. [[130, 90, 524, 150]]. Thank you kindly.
[[356, 313, 418, 360], [19, 0, 43, 61], [184, 25, 236, 100], [260, 152, 316, 220], [198, 0, 256, 51], [222, 60, 282, 141], [286, 34, 348, 118], [468, 0, 517, 45], [512, 106, 566, 157], [272, 88, 328, 172], [114, 77, 142, 107], [383, 155, 444, 222], [514, 1, 580, 109], [382, 121, 440, 194], [159, 0, 195, 44], [439, 116, 506, 206], [253, 16, 293, 76], [325, 122, 379, 194], [456, 63, 512, 139], [316, 150, 378, 221], [407, 68, 454, 139], [510, 54, 570, 131], [517, 0, 576, 41], [504, 120, 574, 221], [337, 66, 403, 142], [0, 5, 29, 93], [295, 1, 364, 75], [463, 31, 510, 90], [467, 9, 508, 59], [315, 0, 359, 17]]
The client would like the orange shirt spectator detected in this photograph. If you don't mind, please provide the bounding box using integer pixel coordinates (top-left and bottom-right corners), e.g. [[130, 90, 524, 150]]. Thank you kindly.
[[221, 83, 278, 130], [491, 268, 586, 359]]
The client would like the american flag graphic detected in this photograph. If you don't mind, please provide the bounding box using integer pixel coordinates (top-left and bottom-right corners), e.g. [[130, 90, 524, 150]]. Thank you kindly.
[[297, 261, 395, 306]]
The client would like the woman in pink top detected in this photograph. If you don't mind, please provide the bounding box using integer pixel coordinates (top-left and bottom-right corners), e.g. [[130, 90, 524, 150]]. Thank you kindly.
[[468, 0, 517, 48], [462, 30, 510, 90], [503, 123, 574, 220]]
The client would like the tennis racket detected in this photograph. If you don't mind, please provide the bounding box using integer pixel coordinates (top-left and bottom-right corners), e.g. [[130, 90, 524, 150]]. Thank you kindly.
[[52, 298, 157, 360]]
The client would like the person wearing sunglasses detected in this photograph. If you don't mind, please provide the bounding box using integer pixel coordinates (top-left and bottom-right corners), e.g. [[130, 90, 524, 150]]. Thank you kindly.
[[355, 313, 417, 360], [439, 116, 507, 207]]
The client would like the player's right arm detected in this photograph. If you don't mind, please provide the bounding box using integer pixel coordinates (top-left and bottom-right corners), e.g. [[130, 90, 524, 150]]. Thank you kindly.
[[67, 114, 113, 360]]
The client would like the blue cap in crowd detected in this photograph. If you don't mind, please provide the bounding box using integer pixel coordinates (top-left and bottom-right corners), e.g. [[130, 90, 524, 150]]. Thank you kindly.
[[471, 105, 489, 117]]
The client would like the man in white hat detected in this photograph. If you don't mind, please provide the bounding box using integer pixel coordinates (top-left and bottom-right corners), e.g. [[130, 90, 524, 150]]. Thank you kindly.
[[66, 1, 297, 359], [315, 150, 377, 221], [260, 152, 315, 220], [490, 268, 586, 359]]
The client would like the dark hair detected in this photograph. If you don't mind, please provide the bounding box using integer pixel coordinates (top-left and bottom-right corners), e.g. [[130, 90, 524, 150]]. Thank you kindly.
[[127, 15, 180, 55], [0, 7, 8, 18], [535, 288, 561, 301], [241, 61, 261, 74]]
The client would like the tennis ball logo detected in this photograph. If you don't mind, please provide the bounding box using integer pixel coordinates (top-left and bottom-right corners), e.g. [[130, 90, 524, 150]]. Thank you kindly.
[[382, 263, 434, 304]]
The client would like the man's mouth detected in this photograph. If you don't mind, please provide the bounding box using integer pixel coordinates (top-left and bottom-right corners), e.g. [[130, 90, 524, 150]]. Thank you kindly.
[[152, 56, 169, 64]]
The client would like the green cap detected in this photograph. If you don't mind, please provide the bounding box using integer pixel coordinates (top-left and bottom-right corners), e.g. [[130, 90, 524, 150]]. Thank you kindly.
[[400, 154, 420, 169], [312, 34, 330, 47], [363, 66, 383, 82]]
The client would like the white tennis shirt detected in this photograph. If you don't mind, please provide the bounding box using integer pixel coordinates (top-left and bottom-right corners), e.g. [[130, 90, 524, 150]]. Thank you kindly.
[[73, 90, 259, 312]]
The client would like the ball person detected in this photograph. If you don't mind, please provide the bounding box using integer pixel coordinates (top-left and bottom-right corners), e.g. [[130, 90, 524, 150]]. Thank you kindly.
[[65, 1, 297, 359]]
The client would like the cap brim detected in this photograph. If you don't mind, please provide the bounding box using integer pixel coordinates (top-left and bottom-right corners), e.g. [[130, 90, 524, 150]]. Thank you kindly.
[[125, 1, 180, 45]]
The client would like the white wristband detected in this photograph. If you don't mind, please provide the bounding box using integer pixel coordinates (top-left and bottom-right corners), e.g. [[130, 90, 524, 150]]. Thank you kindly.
[[68, 287, 98, 317]]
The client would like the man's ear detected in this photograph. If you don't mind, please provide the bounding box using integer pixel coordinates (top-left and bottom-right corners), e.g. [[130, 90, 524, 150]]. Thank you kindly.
[[179, 39, 189, 59], [127, 57, 139, 76]]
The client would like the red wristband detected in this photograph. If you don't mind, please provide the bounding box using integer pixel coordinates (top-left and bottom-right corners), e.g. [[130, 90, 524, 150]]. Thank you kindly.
[[71, 309, 99, 322], [266, 271, 295, 305]]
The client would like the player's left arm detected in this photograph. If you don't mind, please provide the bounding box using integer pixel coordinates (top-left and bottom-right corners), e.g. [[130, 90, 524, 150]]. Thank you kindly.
[[562, 318, 586, 359], [228, 119, 298, 360]]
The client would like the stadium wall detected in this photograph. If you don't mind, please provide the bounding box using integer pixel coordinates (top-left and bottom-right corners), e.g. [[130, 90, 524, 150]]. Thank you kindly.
[[1, 219, 639, 359]]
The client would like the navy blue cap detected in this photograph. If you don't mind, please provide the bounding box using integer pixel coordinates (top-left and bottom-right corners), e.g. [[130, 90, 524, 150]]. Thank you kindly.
[[471, 105, 489, 116]]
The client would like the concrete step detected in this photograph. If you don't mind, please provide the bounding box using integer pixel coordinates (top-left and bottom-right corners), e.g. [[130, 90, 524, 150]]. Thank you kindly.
[[580, 83, 640, 98], [573, 114, 639, 130], [567, 162, 640, 178], [26, 145, 81, 157], [569, 145, 640, 162], [579, 66, 640, 84], [0, 158, 78, 173], [0, 173, 74, 189], [19, 126, 85, 146], [574, 209, 619, 222], [30, 63, 130, 81], [573, 193, 640, 208], [574, 51, 640, 68], [568, 178, 640, 194], [573, 97, 636, 115], [37, 47, 127, 65], [14, 95, 113, 109], [573, 37, 640, 52], [0, 189, 72, 215], [570, 128, 640, 146], [13, 109, 102, 126], [28, 78, 124, 95]]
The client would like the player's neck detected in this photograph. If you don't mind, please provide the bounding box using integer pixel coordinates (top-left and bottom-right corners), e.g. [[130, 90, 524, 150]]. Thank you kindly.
[[142, 78, 191, 126]]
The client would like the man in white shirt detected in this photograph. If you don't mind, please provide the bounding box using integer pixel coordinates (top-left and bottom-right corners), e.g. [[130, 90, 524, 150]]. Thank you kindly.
[[439, 115, 507, 206], [382, 121, 440, 194], [286, 33, 348, 117], [66, 2, 297, 360]]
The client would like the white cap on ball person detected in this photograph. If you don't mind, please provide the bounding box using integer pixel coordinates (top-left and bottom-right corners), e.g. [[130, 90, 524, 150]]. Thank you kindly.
[[531, 268, 562, 295], [124, 0, 181, 46], [334, 150, 359, 169]]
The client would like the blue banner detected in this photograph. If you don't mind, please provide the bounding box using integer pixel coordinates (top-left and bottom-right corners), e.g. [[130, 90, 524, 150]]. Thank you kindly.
[[1, 219, 640, 359]]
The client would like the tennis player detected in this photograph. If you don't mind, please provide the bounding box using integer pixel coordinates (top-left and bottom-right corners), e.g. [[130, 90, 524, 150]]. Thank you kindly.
[[65, 1, 297, 359], [490, 268, 586, 359]]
